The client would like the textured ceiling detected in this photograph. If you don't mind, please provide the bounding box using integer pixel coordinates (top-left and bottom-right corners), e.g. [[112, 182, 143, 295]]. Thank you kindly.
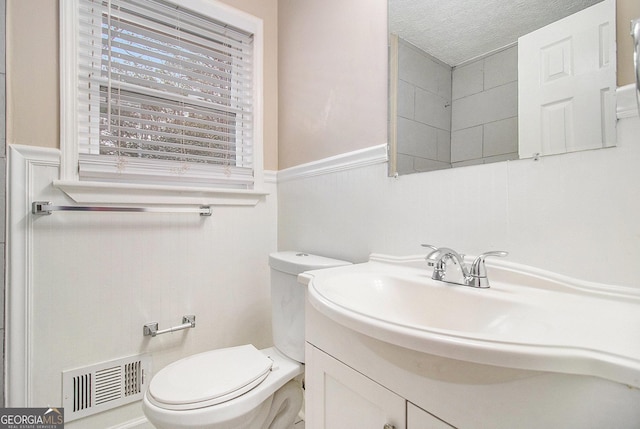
[[389, 0, 603, 66]]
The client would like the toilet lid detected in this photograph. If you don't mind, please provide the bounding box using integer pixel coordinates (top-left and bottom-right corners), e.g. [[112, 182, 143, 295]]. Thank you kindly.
[[148, 344, 273, 410]]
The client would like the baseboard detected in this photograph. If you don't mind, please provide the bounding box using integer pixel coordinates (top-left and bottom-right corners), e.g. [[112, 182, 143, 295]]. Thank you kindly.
[[105, 416, 153, 429]]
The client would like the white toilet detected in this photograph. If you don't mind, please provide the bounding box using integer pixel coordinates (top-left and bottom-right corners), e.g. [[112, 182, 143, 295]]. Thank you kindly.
[[142, 251, 350, 429]]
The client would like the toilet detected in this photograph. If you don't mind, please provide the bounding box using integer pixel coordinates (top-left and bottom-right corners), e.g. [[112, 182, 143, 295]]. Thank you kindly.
[[142, 251, 350, 429]]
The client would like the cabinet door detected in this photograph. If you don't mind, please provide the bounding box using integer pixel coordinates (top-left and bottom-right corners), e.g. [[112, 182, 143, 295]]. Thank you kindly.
[[407, 403, 456, 429], [305, 344, 406, 429]]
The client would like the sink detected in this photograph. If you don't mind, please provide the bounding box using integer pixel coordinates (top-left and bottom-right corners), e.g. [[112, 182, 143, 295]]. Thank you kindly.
[[308, 271, 531, 334], [300, 254, 640, 389]]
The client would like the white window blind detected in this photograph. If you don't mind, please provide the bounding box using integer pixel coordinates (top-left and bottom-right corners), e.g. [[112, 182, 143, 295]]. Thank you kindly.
[[76, 0, 256, 189]]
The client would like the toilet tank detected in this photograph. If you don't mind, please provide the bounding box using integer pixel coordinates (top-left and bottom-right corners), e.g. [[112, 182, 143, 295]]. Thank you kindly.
[[269, 251, 350, 363]]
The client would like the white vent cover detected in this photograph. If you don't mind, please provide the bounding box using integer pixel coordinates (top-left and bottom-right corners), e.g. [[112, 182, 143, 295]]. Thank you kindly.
[[62, 354, 151, 422]]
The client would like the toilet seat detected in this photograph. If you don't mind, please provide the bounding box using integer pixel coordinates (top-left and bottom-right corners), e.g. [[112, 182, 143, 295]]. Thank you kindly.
[[147, 345, 273, 411]]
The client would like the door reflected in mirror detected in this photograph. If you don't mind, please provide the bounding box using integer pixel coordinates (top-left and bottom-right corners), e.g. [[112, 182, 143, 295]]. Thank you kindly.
[[388, 0, 617, 176]]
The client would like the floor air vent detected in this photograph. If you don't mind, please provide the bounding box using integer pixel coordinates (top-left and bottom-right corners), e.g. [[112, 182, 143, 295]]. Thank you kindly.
[[62, 354, 151, 422]]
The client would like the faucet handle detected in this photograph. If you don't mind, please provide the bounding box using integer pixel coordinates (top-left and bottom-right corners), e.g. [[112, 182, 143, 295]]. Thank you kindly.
[[421, 244, 438, 266], [469, 251, 508, 278]]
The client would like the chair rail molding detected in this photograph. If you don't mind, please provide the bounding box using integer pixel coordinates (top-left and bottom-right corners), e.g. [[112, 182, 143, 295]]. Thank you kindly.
[[6, 144, 61, 406], [277, 144, 388, 183]]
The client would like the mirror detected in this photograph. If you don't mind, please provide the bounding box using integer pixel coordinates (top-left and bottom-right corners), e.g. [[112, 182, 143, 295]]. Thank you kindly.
[[388, 0, 617, 176]]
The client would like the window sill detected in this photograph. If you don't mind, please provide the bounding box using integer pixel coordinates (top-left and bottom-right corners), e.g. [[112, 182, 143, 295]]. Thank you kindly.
[[53, 180, 269, 206]]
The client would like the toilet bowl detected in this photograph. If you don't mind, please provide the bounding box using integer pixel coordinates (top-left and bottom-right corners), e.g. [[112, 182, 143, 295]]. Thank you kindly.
[[142, 252, 350, 429], [143, 346, 302, 429]]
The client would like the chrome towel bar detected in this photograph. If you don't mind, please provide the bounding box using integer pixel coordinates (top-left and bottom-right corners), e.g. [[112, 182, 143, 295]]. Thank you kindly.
[[32, 201, 212, 217], [144, 315, 196, 338]]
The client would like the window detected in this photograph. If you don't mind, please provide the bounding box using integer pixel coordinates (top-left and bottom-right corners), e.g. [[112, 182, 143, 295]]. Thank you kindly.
[[61, 0, 263, 191]]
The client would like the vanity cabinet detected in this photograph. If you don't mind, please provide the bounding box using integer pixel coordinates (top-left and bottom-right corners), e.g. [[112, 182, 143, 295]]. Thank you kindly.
[[407, 403, 455, 429], [306, 344, 456, 429], [306, 344, 405, 429], [303, 259, 640, 429]]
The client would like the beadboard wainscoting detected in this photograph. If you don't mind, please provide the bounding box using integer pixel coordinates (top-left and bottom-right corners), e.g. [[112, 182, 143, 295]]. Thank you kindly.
[[278, 100, 640, 290], [7, 145, 278, 428]]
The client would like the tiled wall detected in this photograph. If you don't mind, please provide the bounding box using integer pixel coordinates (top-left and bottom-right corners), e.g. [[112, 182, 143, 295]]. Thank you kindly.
[[396, 38, 452, 173], [1, 0, 6, 407], [451, 46, 519, 167], [395, 41, 519, 173]]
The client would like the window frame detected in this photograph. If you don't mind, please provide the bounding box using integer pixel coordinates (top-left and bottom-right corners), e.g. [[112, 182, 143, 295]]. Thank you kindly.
[[59, 0, 265, 204]]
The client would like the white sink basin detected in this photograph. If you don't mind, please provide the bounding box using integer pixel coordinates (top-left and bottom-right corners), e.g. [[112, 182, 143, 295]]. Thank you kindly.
[[308, 271, 531, 334], [301, 254, 640, 388]]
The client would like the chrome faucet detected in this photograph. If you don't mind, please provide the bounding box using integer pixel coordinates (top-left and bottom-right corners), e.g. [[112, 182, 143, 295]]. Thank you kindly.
[[421, 244, 508, 288]]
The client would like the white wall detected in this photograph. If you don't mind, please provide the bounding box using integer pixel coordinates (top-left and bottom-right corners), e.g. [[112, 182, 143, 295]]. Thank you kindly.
[[279, 113, 640, 289], [7, 147, 278, 427]]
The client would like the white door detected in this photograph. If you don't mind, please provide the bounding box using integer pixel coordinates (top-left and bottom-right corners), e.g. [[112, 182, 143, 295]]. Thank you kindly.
[[518, 0, 616, 158], [305, 344, 406, 429]]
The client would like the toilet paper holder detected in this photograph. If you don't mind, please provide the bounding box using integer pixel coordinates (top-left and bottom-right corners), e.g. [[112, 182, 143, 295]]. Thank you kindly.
[[144, 315, 196, 337]]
